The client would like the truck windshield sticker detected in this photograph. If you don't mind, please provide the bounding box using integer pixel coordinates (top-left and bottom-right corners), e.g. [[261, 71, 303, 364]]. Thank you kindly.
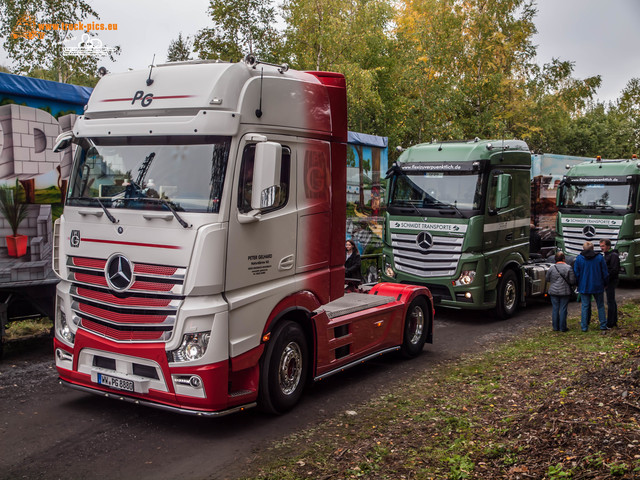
[[568, 176, 627, 184], [399, 161, 481, 172]]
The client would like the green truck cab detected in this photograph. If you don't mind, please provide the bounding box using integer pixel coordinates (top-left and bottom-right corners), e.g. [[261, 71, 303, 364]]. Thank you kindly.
[[556, 156, 640, 279], [381, 138, 550, 318]]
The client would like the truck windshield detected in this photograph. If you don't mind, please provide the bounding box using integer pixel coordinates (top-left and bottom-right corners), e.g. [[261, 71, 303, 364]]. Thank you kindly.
[[66, 136, 231, 213], [388, 171, 484, 215], [558, 183, 634, 212]]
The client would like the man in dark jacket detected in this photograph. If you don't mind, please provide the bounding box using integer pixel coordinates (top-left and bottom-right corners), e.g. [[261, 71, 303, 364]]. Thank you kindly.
[[600, 238, 620, 328], [573, 241, 609, 333]]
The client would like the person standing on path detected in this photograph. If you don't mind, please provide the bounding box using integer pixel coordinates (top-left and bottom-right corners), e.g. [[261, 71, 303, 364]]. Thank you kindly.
[[546, 251, 576, 332], [600, 238, 620, 328], [573, 241, 609, 333]]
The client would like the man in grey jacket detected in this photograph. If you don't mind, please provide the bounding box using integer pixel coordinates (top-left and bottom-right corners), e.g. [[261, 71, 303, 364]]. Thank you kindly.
[[546, 251, 576, 332]]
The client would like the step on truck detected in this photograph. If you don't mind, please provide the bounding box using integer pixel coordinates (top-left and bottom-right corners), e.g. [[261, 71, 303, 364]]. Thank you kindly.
[[556, 155, 640, 278], [51, 56, 433, 416], [381, 139, 553, 318]]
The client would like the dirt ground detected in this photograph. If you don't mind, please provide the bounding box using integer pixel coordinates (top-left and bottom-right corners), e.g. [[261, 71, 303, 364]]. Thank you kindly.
[[246, 307, 640, 480]]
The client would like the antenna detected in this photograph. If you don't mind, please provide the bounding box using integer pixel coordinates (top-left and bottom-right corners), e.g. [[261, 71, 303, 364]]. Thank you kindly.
[[255, 68, 264, 118], [146, 54, 156, 86]]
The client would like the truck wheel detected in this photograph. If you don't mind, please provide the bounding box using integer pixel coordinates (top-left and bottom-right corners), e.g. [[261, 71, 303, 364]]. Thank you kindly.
[[400, 297, 429, 358], [496, 269, 518, 319], [258, 320, 308, 414]]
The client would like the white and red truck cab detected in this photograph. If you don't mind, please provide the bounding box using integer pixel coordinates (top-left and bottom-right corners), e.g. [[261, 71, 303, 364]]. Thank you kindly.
[[52, 56, 433, 416]]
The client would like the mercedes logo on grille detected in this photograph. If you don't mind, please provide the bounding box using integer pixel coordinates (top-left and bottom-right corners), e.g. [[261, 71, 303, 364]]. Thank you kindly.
[[416, 231, 434, 251], [582, 225, 597, 238], [105, 254, 134, 292]]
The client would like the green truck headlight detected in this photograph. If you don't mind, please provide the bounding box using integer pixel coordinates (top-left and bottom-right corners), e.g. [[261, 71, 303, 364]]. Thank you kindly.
[[454, 270, 476, 286]]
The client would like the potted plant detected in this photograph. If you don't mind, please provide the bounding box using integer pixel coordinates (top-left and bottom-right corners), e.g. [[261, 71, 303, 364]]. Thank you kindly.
[[0, 180, 28, 257]]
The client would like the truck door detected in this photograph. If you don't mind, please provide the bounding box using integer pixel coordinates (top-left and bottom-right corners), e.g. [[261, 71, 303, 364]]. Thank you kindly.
[[484, 168, 530, 262], [225, 136, 297, 292]]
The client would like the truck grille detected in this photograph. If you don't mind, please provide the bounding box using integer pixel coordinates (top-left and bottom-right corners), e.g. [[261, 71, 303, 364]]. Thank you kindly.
[[392, 233, 463, 278], [67, 256, 185, 343], [561, 226, 619, 256]]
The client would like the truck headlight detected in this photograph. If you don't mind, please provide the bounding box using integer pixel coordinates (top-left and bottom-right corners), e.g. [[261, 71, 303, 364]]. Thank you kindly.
[[56, 304, 75, 345], [454, 270, 476, 286], [384, 258, 396, 278], [168, 332, 211, 363], [620, 251, 628, 262]]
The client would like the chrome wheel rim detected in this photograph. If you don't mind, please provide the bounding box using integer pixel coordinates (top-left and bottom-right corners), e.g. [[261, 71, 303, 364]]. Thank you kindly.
[[279, 342, 303, 396], [408, 305, 425, 345], [504, 279, 516, 311]]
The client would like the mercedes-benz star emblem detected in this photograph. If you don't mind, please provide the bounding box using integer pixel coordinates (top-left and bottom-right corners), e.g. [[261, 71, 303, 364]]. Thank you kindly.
[[582, 225, 597, 238], [105, 254, 134, 291], [416, 231, 434, 251]]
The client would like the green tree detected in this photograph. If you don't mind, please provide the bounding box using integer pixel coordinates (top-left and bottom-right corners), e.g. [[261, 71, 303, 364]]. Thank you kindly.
[[503, 57, 601, 154], [282, 0, 397, 135], [194, 0, 282, 62], [0, 0, 120, 84], [167, 32, 193, 62]]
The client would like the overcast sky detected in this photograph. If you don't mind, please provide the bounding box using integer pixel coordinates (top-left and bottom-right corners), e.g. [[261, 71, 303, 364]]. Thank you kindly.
[[3, 0, 640, 104]]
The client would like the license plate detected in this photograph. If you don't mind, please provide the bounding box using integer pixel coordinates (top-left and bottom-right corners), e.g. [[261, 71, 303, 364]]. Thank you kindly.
[[97, 373, 134, 392]]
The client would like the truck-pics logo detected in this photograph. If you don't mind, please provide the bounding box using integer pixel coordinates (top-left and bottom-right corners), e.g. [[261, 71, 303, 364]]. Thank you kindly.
[[70, 230, 81, 247]]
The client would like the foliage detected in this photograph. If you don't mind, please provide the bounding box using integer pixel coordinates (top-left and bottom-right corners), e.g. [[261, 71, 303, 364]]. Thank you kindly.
[[166, 32, 193, 62], [4, 317, 52, 340], [0, 179, 28, 236], [185, 0, 637, 158], [194, 0, 282, 62], [0, 0, 120, 84], [282, 0, 397, 137]]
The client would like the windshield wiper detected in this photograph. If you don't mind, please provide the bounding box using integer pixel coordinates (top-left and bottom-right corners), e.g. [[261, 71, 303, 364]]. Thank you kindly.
[[127, 197, 191, 229], [393, 201, 424, 217], [432, 201, 464, 217], [96, 198, 118, 224]]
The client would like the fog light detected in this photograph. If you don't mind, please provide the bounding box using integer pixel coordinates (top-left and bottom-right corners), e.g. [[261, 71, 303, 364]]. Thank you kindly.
[[464, 292, 472, 299], [168, 332, 211, 363], [56, 348, 73, 362]]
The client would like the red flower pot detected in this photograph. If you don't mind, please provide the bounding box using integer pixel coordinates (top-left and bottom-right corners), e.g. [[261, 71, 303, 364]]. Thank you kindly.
[[6, 234, 27, 257]]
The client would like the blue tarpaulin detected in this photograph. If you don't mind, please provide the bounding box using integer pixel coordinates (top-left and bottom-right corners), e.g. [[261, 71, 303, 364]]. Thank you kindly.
[[0, 72, 92, 105], [348, 131, 388, 149]]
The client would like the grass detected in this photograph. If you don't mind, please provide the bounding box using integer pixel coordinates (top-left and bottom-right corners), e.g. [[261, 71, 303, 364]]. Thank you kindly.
[[3, 317, 52, 340], [241, 300, 640, 479]]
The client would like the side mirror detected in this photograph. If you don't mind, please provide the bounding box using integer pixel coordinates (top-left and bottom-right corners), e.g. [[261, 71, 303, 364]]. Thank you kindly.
[[495, 173, 511, 210], [251, 142, 282, 210], [53, 131, 74, 153]]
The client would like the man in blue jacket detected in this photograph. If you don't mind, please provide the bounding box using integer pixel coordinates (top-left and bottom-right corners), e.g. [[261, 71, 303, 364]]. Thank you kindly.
[[573, 241, 609, 333]]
